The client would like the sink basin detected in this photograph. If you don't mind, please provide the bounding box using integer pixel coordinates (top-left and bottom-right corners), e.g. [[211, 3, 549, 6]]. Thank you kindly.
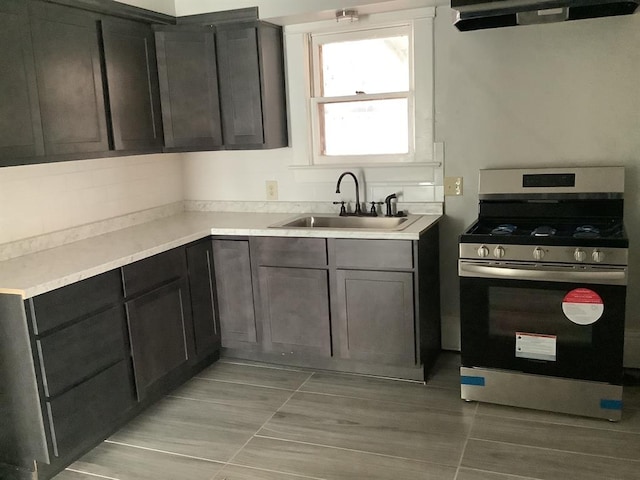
[[269, 215, 419, 231]]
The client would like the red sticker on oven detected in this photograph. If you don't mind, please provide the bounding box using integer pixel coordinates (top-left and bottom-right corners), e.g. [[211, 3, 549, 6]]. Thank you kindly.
[[562, 288, 604, 325]]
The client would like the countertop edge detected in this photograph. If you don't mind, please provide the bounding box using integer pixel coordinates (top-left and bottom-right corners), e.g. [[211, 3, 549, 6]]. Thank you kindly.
[[0, 212, 441, 298]]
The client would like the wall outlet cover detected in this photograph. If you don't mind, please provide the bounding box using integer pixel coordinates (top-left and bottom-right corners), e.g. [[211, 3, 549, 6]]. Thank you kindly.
[[444, 177, 463, 196], [266, 180, 278, 200]]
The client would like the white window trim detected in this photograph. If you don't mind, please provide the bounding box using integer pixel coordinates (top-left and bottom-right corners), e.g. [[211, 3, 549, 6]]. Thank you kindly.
[[284, 7, 436, 171]]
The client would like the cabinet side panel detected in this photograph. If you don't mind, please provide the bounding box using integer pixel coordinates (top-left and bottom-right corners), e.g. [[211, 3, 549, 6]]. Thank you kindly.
[[258, 24, 287, 148], [0, 293, 49, 467]]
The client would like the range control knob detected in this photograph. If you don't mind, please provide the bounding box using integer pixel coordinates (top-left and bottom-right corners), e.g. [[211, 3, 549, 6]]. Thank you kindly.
[[494, 246, 505, 259], [592, 249, 605, 263], [574, 248, 586, 262], [533, 247, 545, 261], [477, 245, 490, 258]]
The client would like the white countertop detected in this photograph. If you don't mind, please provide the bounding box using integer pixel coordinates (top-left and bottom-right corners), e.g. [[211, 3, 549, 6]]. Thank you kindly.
[[0, 211, 441, 299]]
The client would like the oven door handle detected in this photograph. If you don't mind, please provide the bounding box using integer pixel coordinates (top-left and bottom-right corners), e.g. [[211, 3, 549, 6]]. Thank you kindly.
[[459, 261, 627, 285]]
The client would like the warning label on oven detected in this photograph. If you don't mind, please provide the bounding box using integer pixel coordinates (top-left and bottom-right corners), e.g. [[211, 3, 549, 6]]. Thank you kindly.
[[515, 332, 557, 361], [562, 288, 604, 325]]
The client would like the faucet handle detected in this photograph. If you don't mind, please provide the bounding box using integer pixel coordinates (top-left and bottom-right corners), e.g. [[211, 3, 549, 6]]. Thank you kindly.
[[369, 201, 383, 215], [333, 201, 347, 216]]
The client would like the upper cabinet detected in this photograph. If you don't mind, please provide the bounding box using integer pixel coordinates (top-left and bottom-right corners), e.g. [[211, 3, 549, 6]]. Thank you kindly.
[[154, 27, 223, 151], [0, 0, 44, 163], [216, 22, 288, 149], [101, 17, 164, 151], [29, 2, 110, 157]]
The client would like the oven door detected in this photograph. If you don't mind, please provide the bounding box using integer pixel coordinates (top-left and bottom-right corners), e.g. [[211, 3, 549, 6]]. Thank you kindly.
[[459, 261, 626, 384]]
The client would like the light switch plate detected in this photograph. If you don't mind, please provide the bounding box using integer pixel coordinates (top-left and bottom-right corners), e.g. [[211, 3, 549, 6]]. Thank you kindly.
[[266, 180, 278, 200], [444, 177, 463, 196]]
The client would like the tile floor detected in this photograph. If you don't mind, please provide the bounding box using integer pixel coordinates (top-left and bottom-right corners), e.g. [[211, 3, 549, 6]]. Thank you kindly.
[[54, 353, 640, 480]]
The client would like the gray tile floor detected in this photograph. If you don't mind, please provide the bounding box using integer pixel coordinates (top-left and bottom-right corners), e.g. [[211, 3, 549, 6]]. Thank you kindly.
[[54, 353, 640, 480]]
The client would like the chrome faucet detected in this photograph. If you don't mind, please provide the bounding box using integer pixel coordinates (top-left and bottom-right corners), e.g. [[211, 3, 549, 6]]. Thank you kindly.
[[335, 171, 362, 215]]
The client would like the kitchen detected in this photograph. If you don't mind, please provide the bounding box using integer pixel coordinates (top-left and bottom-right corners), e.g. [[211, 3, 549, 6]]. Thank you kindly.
[[1, 0, 639, 478]]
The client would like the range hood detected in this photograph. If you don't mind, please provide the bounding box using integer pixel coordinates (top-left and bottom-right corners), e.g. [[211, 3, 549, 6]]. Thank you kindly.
[[452, 0, 639, 30]]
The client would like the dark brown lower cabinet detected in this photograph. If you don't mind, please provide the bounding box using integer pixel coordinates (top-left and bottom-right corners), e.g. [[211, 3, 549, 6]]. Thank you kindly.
[[211, 239, 258, 348], [125, 278, 192, 401], [335, 270, 416, 366], [186, 240, 221, 360], [257, 266, 331, 358]]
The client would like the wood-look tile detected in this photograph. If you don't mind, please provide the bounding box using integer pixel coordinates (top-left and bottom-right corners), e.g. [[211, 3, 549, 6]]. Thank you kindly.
[[471, 413, 640, 460], [258, 391, 471, 465], [64, 442, 222, 480], [232, 436, 457, 480], [52, 471, 104, 480], [476, 402, 640, 434], [623, 383, 640, 409], [212, 464, 318, 480], [170, 376, 294, 411], [456, 468, 540, 480], [199, 361, 313, 390], [109, 395, 273, 462], [299, 371, 474, 414], [461, 439, 640, 480]]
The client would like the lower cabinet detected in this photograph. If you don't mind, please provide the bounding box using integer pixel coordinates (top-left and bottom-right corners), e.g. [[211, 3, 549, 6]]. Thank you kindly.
[[334, 269, 415, 366], [125, 279, 192, 401], [23, 270, 134, 474], [257, 266, 331, 357], [211, 239, 258, 348], [186, 240, 221, 360]]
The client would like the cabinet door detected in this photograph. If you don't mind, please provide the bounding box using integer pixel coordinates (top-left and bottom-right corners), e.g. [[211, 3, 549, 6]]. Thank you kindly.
[[211, 239, 257, 347], [29, 2, 109, 156], [335, 270, 416, 366], [125, 279, 191, 401], [258, 266, 331, 357], [0, 0, 44, 164], [186, 240, 221, 359], [216, 23, 264, 147], [101, 17, 163, 151], [155, 28, 222, 150]]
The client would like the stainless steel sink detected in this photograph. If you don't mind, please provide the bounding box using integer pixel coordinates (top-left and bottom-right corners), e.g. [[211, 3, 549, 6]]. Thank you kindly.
[[269, 215, 419, 231]]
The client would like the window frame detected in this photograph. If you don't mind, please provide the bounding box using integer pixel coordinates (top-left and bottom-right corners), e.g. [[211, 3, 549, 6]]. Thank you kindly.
[[309, 24, 416, 165]]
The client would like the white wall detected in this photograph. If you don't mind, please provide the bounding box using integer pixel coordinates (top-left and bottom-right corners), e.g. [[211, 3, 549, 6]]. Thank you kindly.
[[0, 154, 183, 244], [434, 9, 640, 363]]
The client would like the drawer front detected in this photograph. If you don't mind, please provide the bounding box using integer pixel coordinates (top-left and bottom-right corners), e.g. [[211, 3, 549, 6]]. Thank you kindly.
[[253, 237, 327, 267], [335, 239, 413, 269], [46, 360, 133, 458], [29, 269, 123, 335], [122, 247, 187, 298], [37, 305, 128, 398]]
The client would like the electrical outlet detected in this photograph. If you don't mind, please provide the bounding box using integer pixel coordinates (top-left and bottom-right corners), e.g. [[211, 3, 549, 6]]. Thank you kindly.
[[266, 180, 278, 200], [444, 177, 463, 196]]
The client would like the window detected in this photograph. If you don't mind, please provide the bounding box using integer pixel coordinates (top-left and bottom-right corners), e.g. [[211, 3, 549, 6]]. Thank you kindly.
[[310, 26, 414, 164]]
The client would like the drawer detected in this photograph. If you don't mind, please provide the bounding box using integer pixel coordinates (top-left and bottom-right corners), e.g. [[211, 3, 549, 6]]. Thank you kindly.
[[335, 239, 413, 269], [122, 247, 187, 298], [46, 360, 133, 458], [37, 305, 128, 398], [253, 237, 327, 267], [29, 269, 123, 335]]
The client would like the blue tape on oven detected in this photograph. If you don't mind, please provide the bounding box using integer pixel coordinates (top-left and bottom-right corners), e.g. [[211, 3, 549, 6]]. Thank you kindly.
[[461, 375, 485, 386], [600, 399, 623, 411]]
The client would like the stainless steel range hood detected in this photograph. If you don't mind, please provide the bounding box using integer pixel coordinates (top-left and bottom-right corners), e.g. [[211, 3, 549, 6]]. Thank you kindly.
[[452, 0, 639, 30]]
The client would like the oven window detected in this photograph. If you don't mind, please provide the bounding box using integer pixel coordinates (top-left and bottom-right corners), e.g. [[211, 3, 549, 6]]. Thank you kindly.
[[488, 287, 593, 345]]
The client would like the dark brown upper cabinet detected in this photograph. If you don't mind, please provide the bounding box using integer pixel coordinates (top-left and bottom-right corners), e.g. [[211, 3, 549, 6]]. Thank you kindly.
[[154, 27, 223, 151], [0, 0, 44, 165], [29, 2, 110, 157], [101, 17, 164, 151], [216, 22, 288, 150]]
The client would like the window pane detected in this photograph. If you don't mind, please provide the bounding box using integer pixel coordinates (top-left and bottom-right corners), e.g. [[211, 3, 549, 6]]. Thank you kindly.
[[321, 36, 409, 97], [321, 98, 408, 156]]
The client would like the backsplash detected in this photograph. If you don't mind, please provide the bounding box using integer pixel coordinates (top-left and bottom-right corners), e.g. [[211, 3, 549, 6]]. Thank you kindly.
[[0, 154, 183, 246]]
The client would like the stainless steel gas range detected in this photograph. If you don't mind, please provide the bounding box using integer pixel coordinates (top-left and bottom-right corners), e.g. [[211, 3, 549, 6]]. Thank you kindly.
[[458, 166, 628, 421]]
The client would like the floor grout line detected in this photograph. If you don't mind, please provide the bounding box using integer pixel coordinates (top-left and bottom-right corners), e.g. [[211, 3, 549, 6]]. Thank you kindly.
[[453, 399, 478, 480], [216, 370, 318, 475], [103, 439, 225, 465], [64, 469, 120, 480], [219, 463, 326, 480], [189, 375, 301, 392], [251, 433, 458, 468]]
